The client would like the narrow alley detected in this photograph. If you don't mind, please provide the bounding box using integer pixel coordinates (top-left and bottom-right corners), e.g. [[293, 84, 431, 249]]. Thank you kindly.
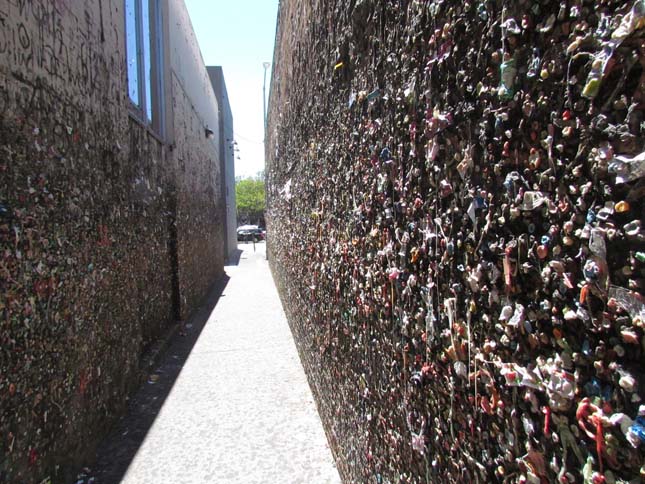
[[3, 1, 645, 483], [89, 243, 341, 484]]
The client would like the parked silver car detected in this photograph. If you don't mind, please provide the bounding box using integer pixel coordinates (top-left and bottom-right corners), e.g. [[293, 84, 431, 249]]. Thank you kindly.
[[237, 225, 264, 242]]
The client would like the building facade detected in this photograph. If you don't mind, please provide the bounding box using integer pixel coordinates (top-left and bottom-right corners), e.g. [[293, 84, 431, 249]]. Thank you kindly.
[[0, 1, 224, 482], [207, 66, 238, 261]]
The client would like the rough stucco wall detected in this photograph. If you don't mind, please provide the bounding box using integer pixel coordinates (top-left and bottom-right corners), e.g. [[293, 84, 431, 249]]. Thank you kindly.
[[171, 73, 223, 317], [267, 1, 645, 483], [0, 0, 223, 482], [169, 0, 224, 317]]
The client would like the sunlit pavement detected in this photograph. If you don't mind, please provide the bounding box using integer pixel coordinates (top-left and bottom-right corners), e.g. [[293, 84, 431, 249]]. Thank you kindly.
[[94, 242, 340, 484]]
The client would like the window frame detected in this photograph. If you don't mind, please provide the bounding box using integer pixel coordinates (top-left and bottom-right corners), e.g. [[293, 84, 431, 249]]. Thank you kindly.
[[125, 0, 165, 138]]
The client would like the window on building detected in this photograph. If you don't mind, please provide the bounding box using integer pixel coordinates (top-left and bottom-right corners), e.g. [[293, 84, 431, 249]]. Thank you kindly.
[[125, 0, 164, 135]]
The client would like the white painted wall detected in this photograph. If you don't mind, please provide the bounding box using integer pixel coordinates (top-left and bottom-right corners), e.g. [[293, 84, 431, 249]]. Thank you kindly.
[[167, 0, 220, 166]]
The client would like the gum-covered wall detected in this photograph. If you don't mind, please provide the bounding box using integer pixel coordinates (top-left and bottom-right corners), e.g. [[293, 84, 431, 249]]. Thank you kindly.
[[266, 1, 645, 482], [0, 1, 223, 482]]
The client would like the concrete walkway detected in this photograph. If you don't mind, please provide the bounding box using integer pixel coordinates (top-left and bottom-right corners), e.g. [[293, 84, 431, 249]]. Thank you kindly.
[[91, 242, 341, 484]]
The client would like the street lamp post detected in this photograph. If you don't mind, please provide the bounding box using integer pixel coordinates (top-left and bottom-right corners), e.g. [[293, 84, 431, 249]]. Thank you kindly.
[[262, 62, 270, 261], [262, 62, 270, 137]]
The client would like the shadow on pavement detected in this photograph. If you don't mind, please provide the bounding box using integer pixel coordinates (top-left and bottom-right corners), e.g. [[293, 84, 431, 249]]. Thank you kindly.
[[88, 274, 230, 484]]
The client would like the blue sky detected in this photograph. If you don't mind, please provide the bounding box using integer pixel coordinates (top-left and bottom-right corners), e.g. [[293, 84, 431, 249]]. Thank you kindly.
[[185, 0, 279, 179]]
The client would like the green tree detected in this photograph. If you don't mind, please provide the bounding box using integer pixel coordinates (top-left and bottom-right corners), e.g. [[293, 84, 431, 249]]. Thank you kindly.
[[235, 176, 265, 224]]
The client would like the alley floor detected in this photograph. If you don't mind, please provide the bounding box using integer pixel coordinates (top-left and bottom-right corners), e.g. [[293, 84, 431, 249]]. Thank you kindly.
[[90, 242, 341, 484]]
